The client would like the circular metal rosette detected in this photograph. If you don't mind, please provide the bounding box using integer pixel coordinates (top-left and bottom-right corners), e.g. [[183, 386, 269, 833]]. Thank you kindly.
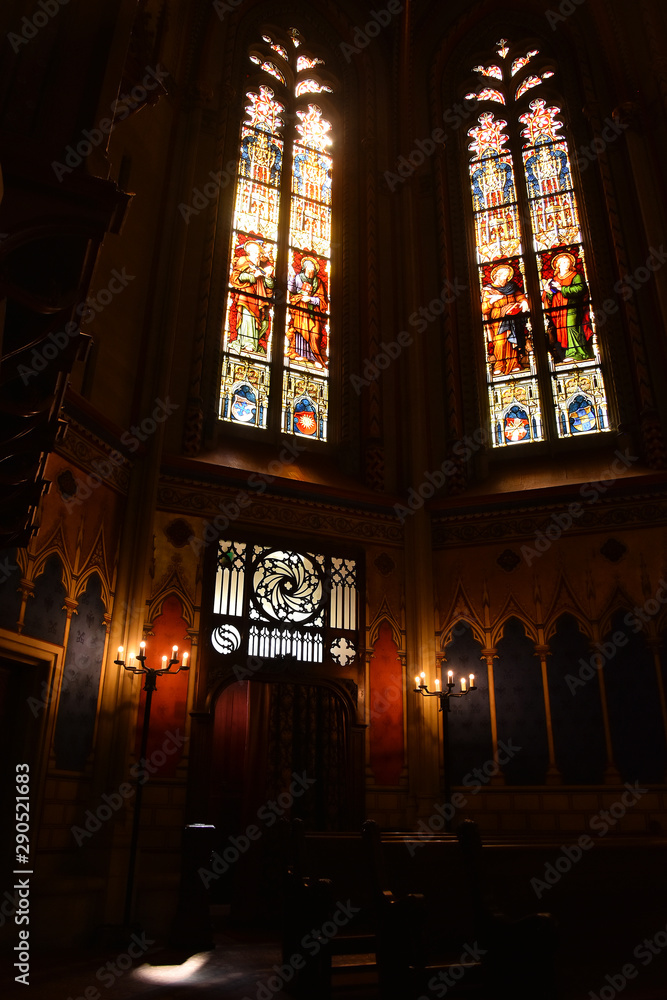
[[211, 624, 242, 655], [251, 549, 325, 623]]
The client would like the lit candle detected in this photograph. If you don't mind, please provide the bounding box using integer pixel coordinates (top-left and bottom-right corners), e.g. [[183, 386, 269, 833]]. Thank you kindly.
[[469, 673, 475, 687], [162, 655, 167, 667], [415, 676, 421, 689], [139, 641, 146, 655], [420, 671, 426, 688], [447, 670, 453, 686], [461, 676, 467, 692], [435, 677, 441, 691], [172, 645, 178, 655], [182, 651, 188, 666], [129, 652, 135, 665], [117, 646, 124, 657]]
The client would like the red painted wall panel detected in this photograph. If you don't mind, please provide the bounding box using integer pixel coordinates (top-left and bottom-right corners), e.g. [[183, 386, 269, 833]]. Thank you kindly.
[[369, 622, 404, 786]]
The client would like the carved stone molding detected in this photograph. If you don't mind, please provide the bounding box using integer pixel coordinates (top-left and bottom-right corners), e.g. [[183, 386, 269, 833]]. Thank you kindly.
[[432, 490, 667, 548], [55, 418, 131, 496], [157, 475, 404, 544]]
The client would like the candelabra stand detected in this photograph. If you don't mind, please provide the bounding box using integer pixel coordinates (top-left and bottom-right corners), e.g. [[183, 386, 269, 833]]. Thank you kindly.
[[413, 669, 477, 831], [114, 641, 189, 927]]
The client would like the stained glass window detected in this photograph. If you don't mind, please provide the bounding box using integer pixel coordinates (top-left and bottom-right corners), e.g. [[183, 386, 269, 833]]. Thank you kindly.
[[211, 541, 359, 667], [465, 39, 609, 447], [220, 29, 334, 441]]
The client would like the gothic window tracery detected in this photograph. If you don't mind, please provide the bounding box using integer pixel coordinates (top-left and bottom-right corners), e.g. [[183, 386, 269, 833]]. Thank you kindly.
[[220, 27, 334, 441], [211, 540, 358, 668], [465, 38, 609, 447]]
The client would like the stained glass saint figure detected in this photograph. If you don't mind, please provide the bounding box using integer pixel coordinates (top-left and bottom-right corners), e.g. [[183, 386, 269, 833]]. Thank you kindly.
[[229, 240, 275, 354], [287, 255, 328, 368], [482, 262, 530, 376], [542, 250, 594, 363]]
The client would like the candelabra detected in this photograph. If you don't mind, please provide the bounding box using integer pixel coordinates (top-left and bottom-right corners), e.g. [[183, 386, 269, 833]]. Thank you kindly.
[[413, 669, 477, 709], [413, 668, 477, 831], [115, 641, 189, 927]]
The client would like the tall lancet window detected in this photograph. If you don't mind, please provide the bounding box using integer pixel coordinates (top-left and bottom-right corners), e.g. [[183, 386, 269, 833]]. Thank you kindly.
[[465, 39, 609, 447], [219, 28, 334, 441]]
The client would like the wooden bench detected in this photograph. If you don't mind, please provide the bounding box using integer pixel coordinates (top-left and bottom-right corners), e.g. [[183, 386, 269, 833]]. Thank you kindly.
[[361, 819, 430, 999], [456, 819, 558, 999]]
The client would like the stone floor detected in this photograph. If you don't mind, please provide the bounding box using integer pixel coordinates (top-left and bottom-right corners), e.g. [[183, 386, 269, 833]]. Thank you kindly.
[[4, 918, 667, 1000]]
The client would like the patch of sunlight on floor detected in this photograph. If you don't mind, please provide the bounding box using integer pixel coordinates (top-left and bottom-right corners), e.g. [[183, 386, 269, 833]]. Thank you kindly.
[[131, 953, 213, 983]]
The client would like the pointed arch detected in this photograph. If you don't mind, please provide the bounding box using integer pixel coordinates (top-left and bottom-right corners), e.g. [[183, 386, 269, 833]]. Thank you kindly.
[[367, 598, 403, 651], [494, 614, 549, 783], [439, 581, 484, 648], [544, 573, 594, 640], [544, 604, 593, 643], [598, 586, 642, 638], [30, 525, 74, 596], [22, 553, 68, 646], [490, 596, 538, 647], [439, 616, 486, 650], [146, 559, 197, 632], [74, 526, 112, 608], [546, 612, 607, 783]]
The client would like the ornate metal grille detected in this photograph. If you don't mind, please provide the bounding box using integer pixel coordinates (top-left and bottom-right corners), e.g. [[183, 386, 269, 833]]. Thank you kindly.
[[211, 541, 358, 667]]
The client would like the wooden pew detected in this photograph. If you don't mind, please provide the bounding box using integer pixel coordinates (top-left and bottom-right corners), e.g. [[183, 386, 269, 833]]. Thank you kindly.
[[456, 819, 559, 999], [281, 818, 335, 998], [361, 819, 428, 999]]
